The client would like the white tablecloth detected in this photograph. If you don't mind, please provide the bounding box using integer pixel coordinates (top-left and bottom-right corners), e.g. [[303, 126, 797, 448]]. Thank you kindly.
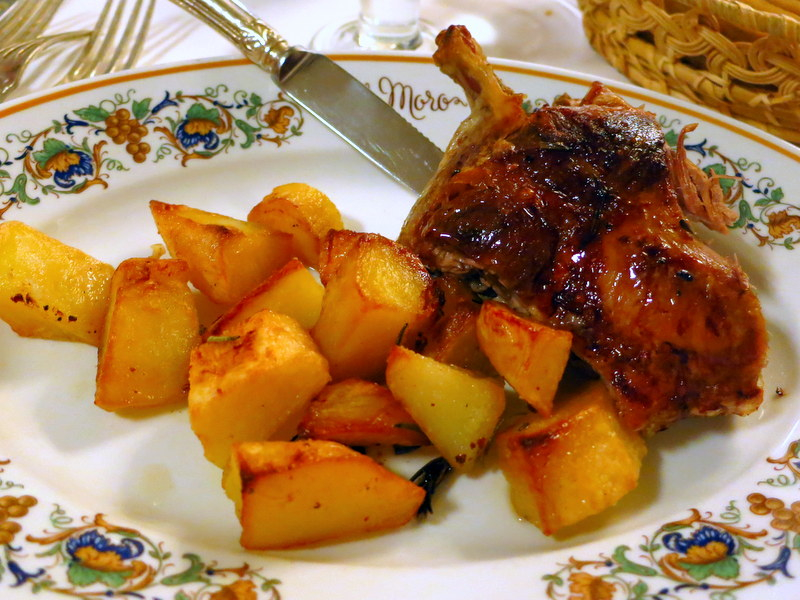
[[11, 0, 625, 100]]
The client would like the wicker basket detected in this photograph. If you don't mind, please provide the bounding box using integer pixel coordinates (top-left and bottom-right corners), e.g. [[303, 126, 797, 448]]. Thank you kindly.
[[577, 0, 800, 142]]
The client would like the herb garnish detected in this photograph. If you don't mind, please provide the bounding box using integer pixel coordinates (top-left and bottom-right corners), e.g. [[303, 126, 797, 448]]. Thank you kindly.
[[410, 456, 453, 516]]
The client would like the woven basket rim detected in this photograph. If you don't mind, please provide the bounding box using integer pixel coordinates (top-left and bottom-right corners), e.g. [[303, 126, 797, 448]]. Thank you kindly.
[[577, 0, 800, 142], [679, 0, 800, 42]]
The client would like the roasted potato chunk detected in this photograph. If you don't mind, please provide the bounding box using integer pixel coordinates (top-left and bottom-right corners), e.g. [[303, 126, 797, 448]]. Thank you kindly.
[[297, 379, 429, 447], [248, 183, 343, 269], [420, 273, 494, 374], [0, 220, 112, 345], [95, 258, 200, 411], [496, 381, 647, 535], [222, 440, 425, 549], [385, 345, 505, 471], [476, 300, 572, 417], [312, 231, 436, 381], [424, 303, 495, 374], [206, 257, 324, 336], [150, 200, 292, 305], [317, 228, 362, 285], [189, 309, 330, 467]]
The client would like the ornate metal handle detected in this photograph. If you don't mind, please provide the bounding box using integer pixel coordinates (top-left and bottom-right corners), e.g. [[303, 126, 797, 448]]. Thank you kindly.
[[169, 0, 290, 78]]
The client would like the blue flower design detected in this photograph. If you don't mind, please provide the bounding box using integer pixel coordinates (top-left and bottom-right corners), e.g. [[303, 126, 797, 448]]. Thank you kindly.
[[64, 529, 147, 589], [663, 525, 736, 557], [50, 150, 93, 188], [175, 102, 221, 151], [66, 529, 144, 563], [31, 138, 93, 188], [663, 526, 740, 580]]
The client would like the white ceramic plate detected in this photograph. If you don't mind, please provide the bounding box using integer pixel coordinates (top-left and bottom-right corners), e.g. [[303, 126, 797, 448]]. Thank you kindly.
[[0, 54, 798, 600]]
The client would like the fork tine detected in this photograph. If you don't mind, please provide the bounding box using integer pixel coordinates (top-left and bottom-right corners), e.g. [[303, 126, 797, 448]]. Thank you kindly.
[[0, 0, 45, 41], [63, 0, 154, 83], [0, 0, 65, 47], [62, 0, 120, 82], [109, 0, 155, 72], [0, 30, 89, 101]]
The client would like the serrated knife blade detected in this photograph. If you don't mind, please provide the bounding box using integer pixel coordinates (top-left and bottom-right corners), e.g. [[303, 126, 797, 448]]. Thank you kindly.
[[170, 0, 443, 195]]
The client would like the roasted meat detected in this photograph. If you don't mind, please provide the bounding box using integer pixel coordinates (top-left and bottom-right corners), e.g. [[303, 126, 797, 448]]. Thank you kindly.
[[399, 26, 767, 435]]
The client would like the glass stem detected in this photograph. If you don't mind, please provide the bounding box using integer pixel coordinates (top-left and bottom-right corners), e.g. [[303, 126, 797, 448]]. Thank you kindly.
[[357, 0, 422, 50]]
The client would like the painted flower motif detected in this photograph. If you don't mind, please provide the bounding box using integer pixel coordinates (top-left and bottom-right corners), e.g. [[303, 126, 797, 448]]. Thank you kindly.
[[663, 525, 739, 580], [262, 105, 295, 134], [175, 102, 221, 151], [210, 579, 258, 600], [32, 138, 93, 188], [65, 529, 146, 588], [766, 209, 800, 240], [567, 572, 615, 600]]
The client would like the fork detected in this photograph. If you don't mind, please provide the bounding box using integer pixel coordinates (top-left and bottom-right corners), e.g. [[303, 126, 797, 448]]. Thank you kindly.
[[0, 0, 65, 48], [0, 30, 92, 101], [62, 0, 156, 83], [0, 0, 156, 102], [0, 0, 89, 100]]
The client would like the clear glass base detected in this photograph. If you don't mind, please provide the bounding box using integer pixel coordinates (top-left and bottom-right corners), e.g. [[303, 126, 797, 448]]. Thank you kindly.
[[310, 18, 437, 52]]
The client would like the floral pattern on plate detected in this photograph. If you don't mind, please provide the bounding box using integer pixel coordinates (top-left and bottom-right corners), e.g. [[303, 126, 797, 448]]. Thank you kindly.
[[658, 117, 799, 250], [0, 460, 282, 599], [3, 441, 800, 599], [1, 85, 797, 253], [543, 440, 800, 599], [0, 86, 304, 220]]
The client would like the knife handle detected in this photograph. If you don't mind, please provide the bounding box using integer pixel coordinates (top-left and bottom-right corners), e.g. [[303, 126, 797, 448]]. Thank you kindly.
[[169, 0, 289, 78]]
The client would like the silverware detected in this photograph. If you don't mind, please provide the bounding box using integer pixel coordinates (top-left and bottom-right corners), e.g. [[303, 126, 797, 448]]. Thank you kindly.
[[0, 0, 156, 102], [0, 31, 90, 101], [169, 0, 443, 195], [63, 0, 156, 83], [0, 0, 83, 101], [0, 0, 65, 47]]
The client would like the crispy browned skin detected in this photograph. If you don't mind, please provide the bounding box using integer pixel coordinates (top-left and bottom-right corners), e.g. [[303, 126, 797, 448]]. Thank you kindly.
[[399, 26, 767, 434]]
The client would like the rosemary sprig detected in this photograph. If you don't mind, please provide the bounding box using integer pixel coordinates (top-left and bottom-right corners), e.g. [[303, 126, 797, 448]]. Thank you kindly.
[[410, 456, 453, 517], [206, 335, 240, 343]]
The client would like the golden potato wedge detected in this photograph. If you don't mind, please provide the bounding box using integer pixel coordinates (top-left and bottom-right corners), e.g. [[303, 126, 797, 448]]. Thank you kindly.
[[476, 300, 572, 417], [188, 309, 330, 467], [206, 257, 323, 337], [0, 220, 112, 345], [424, 303, 495, 374], [150, 200, 292, 305], [317, 228, 362, 285], [312, 232, 437, 381], [495, 381, 647, 535], [297, 379, 429, 447], [222, 440, 425, 549], [418, 273, 494, 374], [385, 345, 505, 471], [95, 258, 200, 411], [247, 183, 343, 268]]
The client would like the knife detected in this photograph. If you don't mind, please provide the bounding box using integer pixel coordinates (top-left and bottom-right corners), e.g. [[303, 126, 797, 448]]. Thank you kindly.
[[169, 0, 443, 195]]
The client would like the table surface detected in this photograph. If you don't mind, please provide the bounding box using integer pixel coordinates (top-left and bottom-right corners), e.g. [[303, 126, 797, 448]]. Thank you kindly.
[[7, 0, 626, 100]]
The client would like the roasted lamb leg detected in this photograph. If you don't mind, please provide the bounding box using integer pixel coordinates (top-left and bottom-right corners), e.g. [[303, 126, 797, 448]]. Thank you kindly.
[[399, 26, 767, 435]]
